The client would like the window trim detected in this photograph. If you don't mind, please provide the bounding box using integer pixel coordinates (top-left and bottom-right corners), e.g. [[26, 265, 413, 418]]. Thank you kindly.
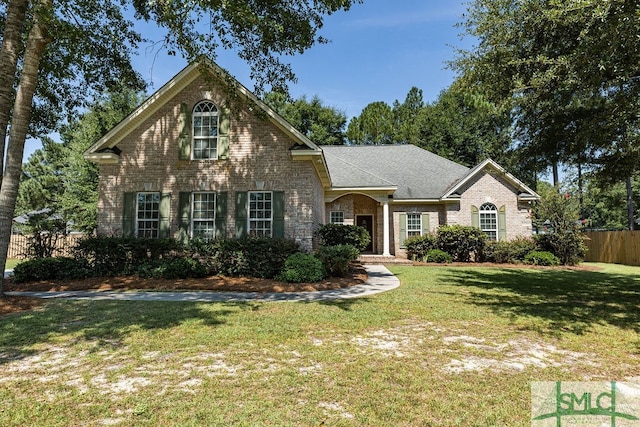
[[330, 211, 344, 225], [406, 212, 422, 238], [479, 202, 498, 241], [191, 191, 216, 240], [248, 191, 273, 238], [192, 100, 219, 160], [135, 192, 160, 238]]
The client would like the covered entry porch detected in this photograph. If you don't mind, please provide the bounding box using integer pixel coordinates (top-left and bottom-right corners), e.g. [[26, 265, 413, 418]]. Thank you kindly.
[[325, 190, 394, 256]]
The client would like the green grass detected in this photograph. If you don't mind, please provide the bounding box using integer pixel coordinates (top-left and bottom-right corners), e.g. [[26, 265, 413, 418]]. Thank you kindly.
[[4, 258, 22, 270], [1, 262, 639, 426]]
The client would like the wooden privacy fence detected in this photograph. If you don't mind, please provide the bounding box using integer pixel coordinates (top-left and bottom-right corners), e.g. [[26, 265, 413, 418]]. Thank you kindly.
[[8, 233, 85, 259], [583, 231, 640, 266]]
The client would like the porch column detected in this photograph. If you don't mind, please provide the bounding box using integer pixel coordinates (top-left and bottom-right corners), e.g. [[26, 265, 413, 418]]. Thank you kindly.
[[382, 201, 391, 256]]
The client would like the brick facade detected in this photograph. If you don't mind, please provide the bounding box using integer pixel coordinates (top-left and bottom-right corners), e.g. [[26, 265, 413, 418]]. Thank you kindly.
[[92, 64, 535, 257], [324, 170, 533, 258], [447, 170, 533, 239], [96, 75, 323, 250]]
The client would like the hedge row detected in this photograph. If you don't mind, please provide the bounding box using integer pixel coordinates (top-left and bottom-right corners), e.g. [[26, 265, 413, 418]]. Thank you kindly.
[[14, 229, 365, 283], [406, 225, 582, 266]]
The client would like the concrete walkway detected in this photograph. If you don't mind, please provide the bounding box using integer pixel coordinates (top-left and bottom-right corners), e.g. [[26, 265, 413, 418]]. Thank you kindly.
[[4, 265, 399, 302]]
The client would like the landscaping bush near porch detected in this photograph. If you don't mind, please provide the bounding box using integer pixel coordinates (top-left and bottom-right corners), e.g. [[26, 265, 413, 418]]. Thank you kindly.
[[276, 253, 326, 283], [314, 244, 360, 277], [482, 237, 536, 264], [315, 224, 371, 252], [406, 225, 486, 262]]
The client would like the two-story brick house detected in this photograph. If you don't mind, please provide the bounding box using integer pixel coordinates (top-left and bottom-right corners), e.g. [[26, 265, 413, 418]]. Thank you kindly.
[[84, 61, 539, 257]]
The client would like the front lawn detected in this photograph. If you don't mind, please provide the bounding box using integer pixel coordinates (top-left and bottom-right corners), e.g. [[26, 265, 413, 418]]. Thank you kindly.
[[4, 258, 21, 270], [1, 263, 638, 426]]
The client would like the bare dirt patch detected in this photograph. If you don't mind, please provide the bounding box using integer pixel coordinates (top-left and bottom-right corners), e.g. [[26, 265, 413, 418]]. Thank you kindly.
[[0, 295, 45, 316]]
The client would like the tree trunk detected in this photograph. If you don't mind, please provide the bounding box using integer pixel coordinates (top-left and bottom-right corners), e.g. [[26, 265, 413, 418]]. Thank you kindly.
[[0, 0, 29, 183], [552, 162, 560, 188], [577, 163, 583, 221], [0, 0, 52, 294], [626, 176, 634, 231]]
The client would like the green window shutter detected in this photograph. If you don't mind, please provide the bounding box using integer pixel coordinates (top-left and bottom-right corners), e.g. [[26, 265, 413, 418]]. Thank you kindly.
[[498, 205, 507, 241], [471, 205, 479, 228], [123, 192, 136, 237], [215, 191, 227, 238], [272, 191, 285, 238], [218, 104, 230, 160], [421, 213, 430, 236], [178, 103, 191, 160], [399, 213, 407, 248], [158, 193, 171, 238], [178, 192, 191, 243], [235, 191, 248, 238]]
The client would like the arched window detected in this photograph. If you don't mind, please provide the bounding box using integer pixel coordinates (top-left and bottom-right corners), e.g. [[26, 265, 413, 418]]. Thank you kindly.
[[192, 100, 218, 159], [479, 203, 498, 241]]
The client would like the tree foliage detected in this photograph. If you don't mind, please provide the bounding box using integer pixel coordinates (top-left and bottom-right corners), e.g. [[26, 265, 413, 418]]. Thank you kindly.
[[567, 170, 640, 230], [418, 84, 513, 169], [345, 84, 515, 175], [391, 87, 425, 146], [453, 0, 640, 180], [532, 182, 587, 265], [263, 92, 347, 145], [346, 101, 394, 145], [131, 0, 361, 94], [16, 88, 143, 232]]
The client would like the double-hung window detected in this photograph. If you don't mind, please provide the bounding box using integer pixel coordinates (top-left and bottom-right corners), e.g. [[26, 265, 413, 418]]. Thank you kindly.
[[407, 213, 422, 237], [192, 192, 216, 240], [249, 191, 272, 237], [192, 100, 218, 160], [330, 211, 344, 224], [136, 192, 160, 238], [480, 203, 498, 241]]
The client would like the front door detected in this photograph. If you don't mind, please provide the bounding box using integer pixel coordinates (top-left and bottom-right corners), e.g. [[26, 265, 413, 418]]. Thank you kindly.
[[356, 215, 374, 253]]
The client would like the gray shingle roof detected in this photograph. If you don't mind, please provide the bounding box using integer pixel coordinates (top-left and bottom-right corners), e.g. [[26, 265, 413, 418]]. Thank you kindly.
[[322, 145, 470, 199]]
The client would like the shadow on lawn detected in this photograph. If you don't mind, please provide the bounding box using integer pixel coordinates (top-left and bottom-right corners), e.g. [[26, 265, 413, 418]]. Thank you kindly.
[[0, 300, 253, 365], [438, 267, 640, 335]]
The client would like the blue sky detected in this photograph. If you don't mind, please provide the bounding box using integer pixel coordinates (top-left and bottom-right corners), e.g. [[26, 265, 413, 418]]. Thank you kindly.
[[25, 0, 473, 158], [133, 0, 473, 119]]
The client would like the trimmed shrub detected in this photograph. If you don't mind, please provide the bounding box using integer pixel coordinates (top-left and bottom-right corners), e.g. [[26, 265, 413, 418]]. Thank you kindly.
[[162, 258, 209, 279], [135, 257, 208, 279], [277, 253, 325, 283], [436, 225, 486, 262], [314, 244, 360, 277], [196, 237, 299, 279], [405, 234, 437, 261], [74, 237, 184, 276], [482, 237, 536, 264], [315, 224, 371, 253], [524, 250, 560, 266], [135, 260, 166, 279], [423, 249, 452, 263], [534, 232, 587, 265], [13, 257, 91, 283]]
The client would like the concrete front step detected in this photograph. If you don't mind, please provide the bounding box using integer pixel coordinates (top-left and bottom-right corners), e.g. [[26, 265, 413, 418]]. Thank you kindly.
[[358, 255, 412, 265]]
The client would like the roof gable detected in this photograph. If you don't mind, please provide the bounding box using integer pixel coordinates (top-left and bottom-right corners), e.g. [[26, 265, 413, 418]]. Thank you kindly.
[[442, 158, 540, 201], [84, 61, 321, 161]]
